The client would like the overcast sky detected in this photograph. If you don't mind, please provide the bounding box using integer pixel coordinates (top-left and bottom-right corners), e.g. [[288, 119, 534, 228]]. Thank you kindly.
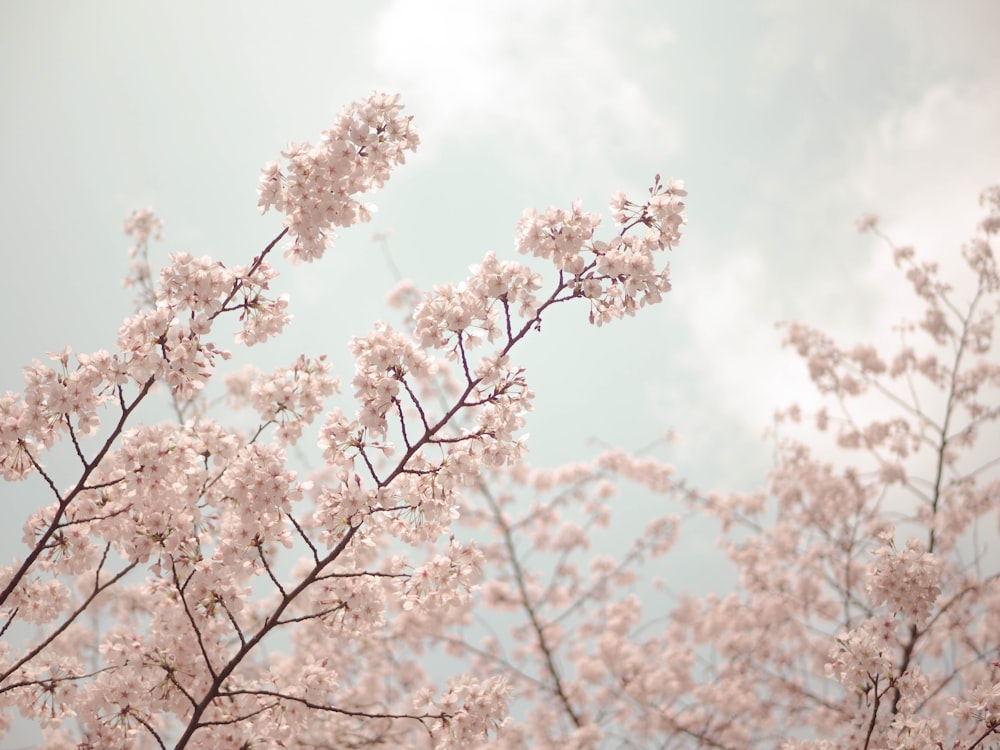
[[1, 2, 999, 745]]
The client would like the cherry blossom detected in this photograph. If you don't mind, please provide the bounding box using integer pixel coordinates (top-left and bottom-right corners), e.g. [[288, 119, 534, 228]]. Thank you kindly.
[[2, 87, 998, 750]]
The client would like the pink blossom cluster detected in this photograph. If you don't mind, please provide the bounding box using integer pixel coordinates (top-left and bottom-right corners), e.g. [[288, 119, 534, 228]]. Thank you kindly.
[[826, 616, 897, 691], [412, 253, 543, 350], [122, 207, 164, 305], [414, 675, 511, 749], [226, 354, 338, 445], [516, 174, 686, 325], [257, 92, 420, 263], [866, 533, 943, 625], [397, 539, 485, 618]]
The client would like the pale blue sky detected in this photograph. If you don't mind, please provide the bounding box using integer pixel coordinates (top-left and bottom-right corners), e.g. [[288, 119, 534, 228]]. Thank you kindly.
[[1, 2, 999, 745]]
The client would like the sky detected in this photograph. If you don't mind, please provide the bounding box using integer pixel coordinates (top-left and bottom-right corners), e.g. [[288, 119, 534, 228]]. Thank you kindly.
[[0, 2, 999, 741]]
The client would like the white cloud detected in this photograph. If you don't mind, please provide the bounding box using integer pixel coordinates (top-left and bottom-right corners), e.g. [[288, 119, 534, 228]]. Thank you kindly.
[[659, 248, 817, 439], [850, 81, 1000, 259], [372, 1, 680, 176]]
